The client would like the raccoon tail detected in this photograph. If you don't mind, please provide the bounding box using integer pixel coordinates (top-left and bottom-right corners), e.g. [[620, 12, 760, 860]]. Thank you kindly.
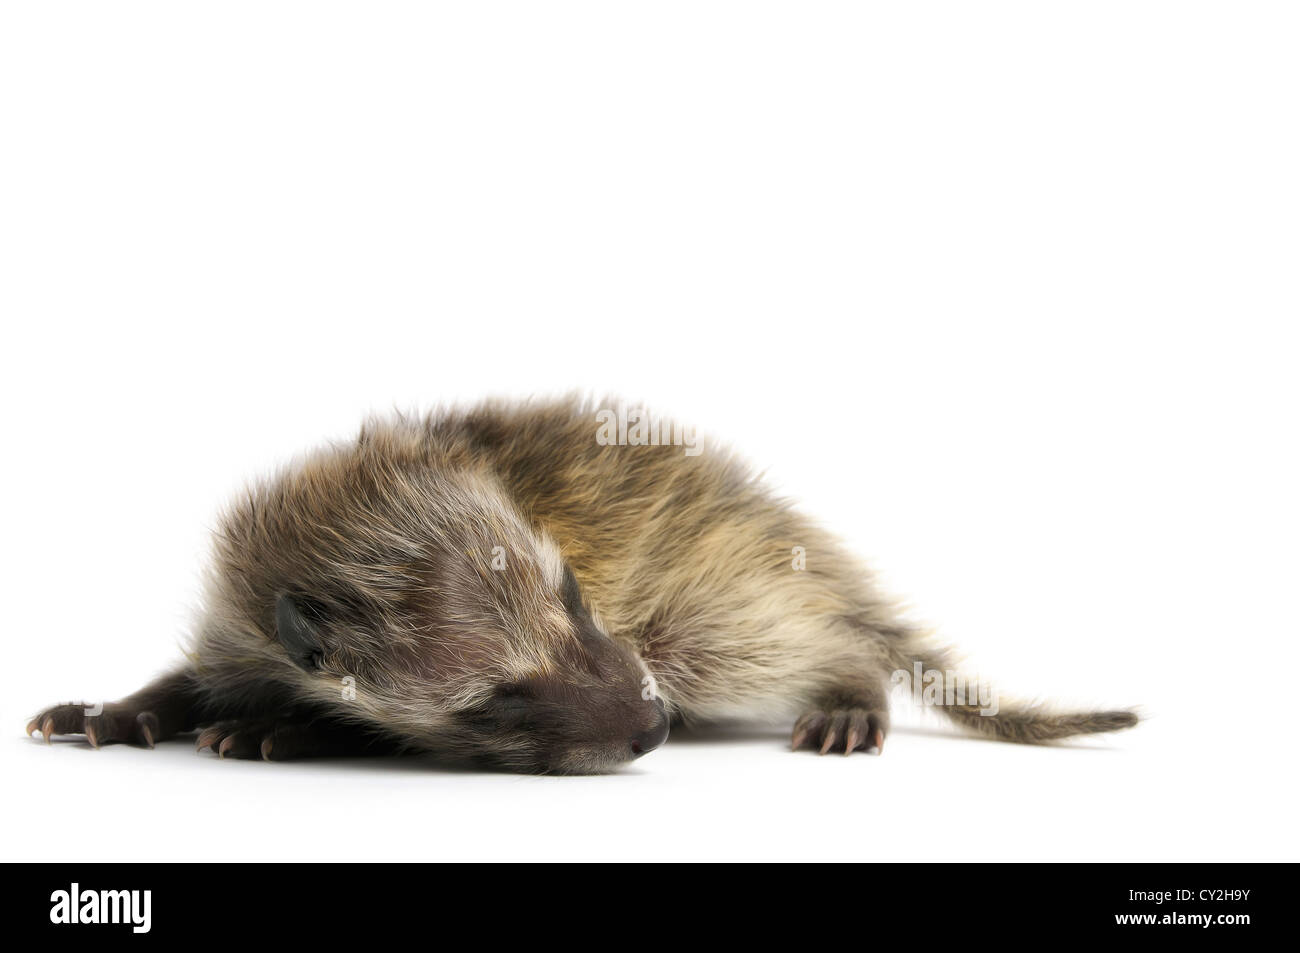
[[884, 637, 1139, 744]]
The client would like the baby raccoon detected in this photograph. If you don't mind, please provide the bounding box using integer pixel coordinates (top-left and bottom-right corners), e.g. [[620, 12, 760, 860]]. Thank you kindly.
[[27, 397, 1137, 773]]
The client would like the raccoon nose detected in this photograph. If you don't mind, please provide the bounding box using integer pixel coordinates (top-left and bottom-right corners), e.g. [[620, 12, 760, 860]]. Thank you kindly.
[[630, 699, 670, 757]]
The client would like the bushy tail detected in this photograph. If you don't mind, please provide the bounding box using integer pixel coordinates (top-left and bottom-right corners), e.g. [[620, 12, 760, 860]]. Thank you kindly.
[[885, 636, 1139, 744], [937, 699, 1139, 743]]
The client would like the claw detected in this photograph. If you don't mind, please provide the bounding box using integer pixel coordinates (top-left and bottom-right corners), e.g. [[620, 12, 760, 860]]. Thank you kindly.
[[873, 728, 884, 753], [845, 726, 864, 754], [793, 709, 886, 758], [25, 719, 38, 738], [196, 727, 222, 752], [135, 712, 158, 749], [218, 735, 236, 759], [41, 716, 54, 744], [85, 720, 100, 749], [260, 737, 274, 762], [791, 713, 825, 751]]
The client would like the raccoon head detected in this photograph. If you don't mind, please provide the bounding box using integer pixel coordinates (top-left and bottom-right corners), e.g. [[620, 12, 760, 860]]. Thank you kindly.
[[203, 431, 668, 774]]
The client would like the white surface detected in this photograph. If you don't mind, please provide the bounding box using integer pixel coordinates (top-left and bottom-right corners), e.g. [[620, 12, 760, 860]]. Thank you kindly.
[[1, 2, 1296, 862]]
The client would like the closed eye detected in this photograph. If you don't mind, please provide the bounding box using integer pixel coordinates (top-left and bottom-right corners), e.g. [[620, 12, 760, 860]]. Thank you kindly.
[[483, 684, 537, 726], [494, 696, 532, 719]]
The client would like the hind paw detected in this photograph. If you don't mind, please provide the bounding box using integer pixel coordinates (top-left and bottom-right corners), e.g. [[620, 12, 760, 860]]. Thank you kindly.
[[791, 708, 886, 755], [26, 703, 162, 749]]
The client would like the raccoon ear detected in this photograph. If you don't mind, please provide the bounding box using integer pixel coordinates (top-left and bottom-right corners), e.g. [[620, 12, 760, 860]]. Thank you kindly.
[[560, 564, 583, 613], [275, 593, 324, 671]]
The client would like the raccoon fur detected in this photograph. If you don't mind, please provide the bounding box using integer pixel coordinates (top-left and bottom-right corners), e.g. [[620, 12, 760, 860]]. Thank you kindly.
[[27, 397, 1138, 773]]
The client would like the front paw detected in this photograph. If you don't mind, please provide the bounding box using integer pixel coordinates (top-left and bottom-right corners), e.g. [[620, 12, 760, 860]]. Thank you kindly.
[[790, 708, 886, 755], [195, 720, 320, 761], [26, 702, 162, 749]]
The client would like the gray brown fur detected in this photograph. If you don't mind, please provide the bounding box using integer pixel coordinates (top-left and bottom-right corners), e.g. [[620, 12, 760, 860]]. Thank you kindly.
[[27, 396, 1138, 772]]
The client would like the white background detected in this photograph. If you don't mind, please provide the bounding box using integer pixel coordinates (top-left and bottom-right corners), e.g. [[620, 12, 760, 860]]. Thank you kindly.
[[1, 2, 1296, 861]]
